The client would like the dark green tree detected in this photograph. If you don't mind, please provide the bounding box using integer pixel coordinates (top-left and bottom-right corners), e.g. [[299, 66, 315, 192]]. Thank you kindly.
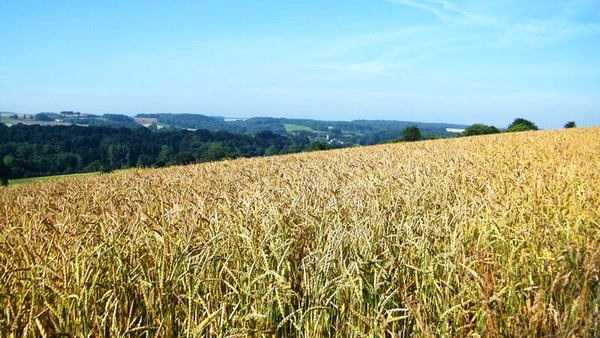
[[136, 154, 155, 168], [172, 151, 196, 165], [99, 165, 113, 174], [153, 161, 167, 168], [203, 145, 228, 162], [460, 124, 500, 137], [156, 145, 174, 164], [264, 145, 279, 156], [35, 113, 54, 122], [507, 118, 539, 132], [2, 155, 24, 178], [400, 125, 422, 142], [564, 121, 576, 128], [108, 144, 130, 169], [305, 141, 331, 152], [0, 159, 11, 186]]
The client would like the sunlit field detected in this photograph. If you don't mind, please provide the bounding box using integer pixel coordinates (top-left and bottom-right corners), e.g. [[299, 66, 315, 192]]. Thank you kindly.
[[1, 128, 599, 337]]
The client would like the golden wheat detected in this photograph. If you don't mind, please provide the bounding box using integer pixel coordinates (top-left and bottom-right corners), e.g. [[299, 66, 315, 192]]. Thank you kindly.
[[1, 127, 599, 337]]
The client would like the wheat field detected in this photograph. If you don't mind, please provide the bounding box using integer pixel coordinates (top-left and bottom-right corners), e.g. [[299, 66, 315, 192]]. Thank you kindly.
[[1, 127, 599, 337]]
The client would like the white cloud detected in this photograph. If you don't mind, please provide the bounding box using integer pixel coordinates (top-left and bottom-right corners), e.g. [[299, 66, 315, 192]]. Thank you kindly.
[[385, 0, 600, 47]]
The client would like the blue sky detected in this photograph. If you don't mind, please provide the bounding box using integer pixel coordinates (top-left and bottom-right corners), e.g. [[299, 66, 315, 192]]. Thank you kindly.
[[1, 0, 599, 128]]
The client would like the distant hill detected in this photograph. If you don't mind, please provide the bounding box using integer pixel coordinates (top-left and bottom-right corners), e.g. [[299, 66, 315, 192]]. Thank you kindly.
[[134, 113, 467, 145], [1, 112, 468, 180], [0, 112, 137, 127], [2, 112, 467, 145]]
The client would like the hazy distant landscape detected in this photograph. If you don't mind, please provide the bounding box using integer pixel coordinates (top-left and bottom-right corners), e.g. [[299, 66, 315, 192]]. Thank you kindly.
[[0, 111, 466, 139], [0, 111, 470, 181]]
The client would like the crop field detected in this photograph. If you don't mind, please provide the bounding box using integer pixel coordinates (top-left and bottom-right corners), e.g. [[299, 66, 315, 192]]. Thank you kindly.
[[1, 128, 599, 337], [283, 124, 322, 134]]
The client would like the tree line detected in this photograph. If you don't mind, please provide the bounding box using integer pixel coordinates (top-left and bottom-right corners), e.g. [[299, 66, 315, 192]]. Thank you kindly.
[[0, 124, 315, 181], [390, 118, 576, 143], [0, 117, 577, 185], [137, 114, 463, 145], [458, 118, 576, 137]]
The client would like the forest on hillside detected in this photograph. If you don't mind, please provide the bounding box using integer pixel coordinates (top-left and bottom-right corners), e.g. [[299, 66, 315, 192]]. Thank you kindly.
[[0, 124, 313, 179], [137, 114, 465, 144], [0, 115, 546, 181], [1, 111, 465, 145]]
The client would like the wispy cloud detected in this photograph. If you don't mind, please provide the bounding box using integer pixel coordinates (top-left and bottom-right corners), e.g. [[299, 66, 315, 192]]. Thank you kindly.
[[305, 60, 411, 80], [298, 25, 438, 60], [385, 0, 600, 47], [296, 27, 487, 81], [386, 0, 455, 21]]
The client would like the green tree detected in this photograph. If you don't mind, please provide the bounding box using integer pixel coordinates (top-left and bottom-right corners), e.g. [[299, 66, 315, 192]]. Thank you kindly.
[[99, 165, 113, 174], [306, 141, 331, 152], [564, 121, 576, 128], [460, 124, 500, 137], [172, 151, 196, 165], [156, 145, 174, 164], [108, 144, 129, 169], [0, 159, 11, 186], [264, 145, 279, 156], [35, 113, 54, 122], [203, 145, 228, 162], [2, 155, 24, 178], [84, 160, 103, 172], [507, 124, 532, 132], [153, 160, 167, 168], [400, 125, 422, 142], [507, 118, 538, 132], [136, 154, 154, 168]]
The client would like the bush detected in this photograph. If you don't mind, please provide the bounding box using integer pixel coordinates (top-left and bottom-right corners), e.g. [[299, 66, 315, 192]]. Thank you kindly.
[[0, 160, 10, 186], [99, 166, 113, 174], [306, 142, 331, 152], [399, 125, 422, 142], [172, 151, 197, 166], [460, 124, 500, 137], [507, 118, 538, 132]]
